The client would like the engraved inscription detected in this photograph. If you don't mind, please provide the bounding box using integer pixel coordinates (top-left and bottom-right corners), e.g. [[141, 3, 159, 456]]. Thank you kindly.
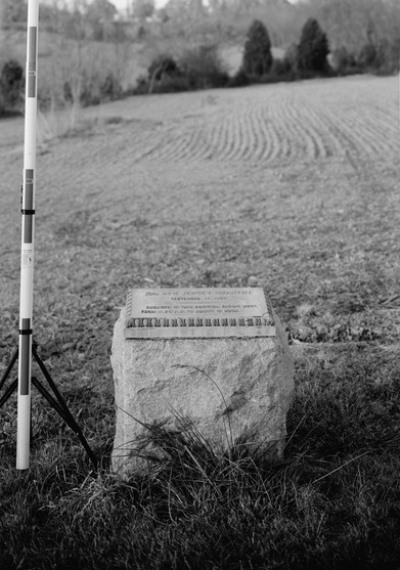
[[125, 288, 275, 339]]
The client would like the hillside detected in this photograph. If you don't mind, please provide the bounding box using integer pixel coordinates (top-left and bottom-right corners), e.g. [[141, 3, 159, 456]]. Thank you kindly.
[[0, 72, 399, 569], [1, 73, 398, 344]]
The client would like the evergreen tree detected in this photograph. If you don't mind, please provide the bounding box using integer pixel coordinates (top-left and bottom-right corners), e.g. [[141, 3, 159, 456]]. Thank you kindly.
[[297, 18, 329, 74], [242, 19, 273, 77]]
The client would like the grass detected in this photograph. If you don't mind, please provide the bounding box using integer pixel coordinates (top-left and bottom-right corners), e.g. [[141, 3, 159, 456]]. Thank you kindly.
[[0, 348, 399, 569], [0, 75, 399, 568]]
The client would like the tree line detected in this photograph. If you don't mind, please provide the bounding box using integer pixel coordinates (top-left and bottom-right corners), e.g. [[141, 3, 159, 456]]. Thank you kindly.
[[2, 0, 399, 48], [135, 15, 399, 95], [0, 0, 399, 115]]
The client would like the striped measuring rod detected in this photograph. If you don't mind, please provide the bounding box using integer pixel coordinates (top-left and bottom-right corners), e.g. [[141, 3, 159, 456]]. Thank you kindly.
[[17, 0, 39, 470]]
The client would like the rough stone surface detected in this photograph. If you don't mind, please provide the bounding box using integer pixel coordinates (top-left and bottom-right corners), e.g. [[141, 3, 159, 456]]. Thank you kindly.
[[111, 307, 294, 476]]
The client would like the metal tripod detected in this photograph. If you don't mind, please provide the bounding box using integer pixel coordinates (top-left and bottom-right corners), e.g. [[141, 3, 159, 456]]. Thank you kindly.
[[0, 342, 97, 470]]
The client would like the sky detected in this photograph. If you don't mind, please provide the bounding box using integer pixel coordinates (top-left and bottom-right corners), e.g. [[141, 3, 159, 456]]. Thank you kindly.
[[112, 0, 169, 11], [111, 1, 299, 14]]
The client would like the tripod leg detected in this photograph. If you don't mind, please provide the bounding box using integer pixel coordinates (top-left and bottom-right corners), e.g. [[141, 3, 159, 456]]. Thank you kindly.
[[32, 347, 97, 470], [0, 349, 18, 392], [31, 377, 97, 469], [31, 377, 69, 423], [0, 378, 18, 409]]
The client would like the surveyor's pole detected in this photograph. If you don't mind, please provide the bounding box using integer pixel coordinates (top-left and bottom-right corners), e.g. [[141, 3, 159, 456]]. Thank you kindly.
[[17, 0, 39, 470]]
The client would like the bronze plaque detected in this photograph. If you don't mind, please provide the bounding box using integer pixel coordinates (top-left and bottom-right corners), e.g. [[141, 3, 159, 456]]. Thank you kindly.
[[125, 288, 275, 339]]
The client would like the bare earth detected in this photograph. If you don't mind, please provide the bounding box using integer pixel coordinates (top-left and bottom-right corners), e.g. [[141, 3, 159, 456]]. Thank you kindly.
[[0, 75, 399, 376]]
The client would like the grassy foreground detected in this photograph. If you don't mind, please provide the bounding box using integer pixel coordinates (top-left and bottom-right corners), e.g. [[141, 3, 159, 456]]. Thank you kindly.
[[1, 347, 399, 569], [0, 75, 399, 568]]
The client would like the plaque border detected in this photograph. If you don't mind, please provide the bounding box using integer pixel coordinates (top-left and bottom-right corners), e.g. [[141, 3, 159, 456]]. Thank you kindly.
[[124, 287, 276, 339]]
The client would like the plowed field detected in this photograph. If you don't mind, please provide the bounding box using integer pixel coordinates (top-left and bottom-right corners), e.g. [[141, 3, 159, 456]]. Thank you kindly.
[[0, 75, 399, 370]]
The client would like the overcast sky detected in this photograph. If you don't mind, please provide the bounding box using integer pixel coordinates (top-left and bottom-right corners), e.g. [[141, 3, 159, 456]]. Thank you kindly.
[[111, 0, 299, 13], [112, 0, 169, 11]]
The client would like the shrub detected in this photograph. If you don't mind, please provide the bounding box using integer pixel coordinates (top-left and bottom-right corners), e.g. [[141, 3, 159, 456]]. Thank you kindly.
[[63, 70, 123, 107], [179, 45, 229, 89], [378, 38, 400, 74], [148, 55, 180, 83], [330, 46, 359, 75], [142, 47, 229, 94], [358, 42, 379, 69], [100, 73, 123, 101], [270, 57, 294, 79], [297, 18, 330, 75], [134, 74, 150, 95], [228, 68, 251, 88], [0, 92, 5, 116], [145, 54, 182, 94], [149, 74, 191, 94], [283, 43, 299, 75], [357, 39, 400, 74], [241, 19, 273, 77], [0, 59, 24, 114]]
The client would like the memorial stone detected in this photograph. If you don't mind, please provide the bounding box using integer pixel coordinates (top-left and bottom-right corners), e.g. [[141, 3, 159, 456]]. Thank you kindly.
[[111, 287, 294, 476]]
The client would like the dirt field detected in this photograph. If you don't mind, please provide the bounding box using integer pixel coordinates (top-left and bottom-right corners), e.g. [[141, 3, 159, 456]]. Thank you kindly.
[[0, 75, 399, 376]]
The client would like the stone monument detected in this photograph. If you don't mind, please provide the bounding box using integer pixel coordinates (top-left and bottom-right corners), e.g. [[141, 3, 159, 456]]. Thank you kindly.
[[111, 287, 294, 476]]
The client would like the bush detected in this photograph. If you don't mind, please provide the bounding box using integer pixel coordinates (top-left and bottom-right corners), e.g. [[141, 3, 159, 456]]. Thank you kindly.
[[0, 59, 24, 114], [148, 55, 180, 83], [179, 45, 229, 89], [141, 47, 229, 94], [283, 43, 299, 74], [148, 74, 192, 94], [228, 68, 251, 88], [358, 42, 379, 69], [297, 18, 330, 75], [144, 54, 182, 94], [330, 46, 359, 75], [358, 39, 400, 74], [378, 38, 400, 74], [270, 57, 294, 79], [63, 70, 123, 107], [100, 72, 123, 101], [241, 19, 273, 78], [0, 92, 5, 116]]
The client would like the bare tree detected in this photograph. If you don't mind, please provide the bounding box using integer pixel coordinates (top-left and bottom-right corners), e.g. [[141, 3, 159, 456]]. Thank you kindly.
[[132, 0, 155, 21], [307, 0, 400, 52], [161, 0, 205, 27], [87, 0, 117, 40]]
